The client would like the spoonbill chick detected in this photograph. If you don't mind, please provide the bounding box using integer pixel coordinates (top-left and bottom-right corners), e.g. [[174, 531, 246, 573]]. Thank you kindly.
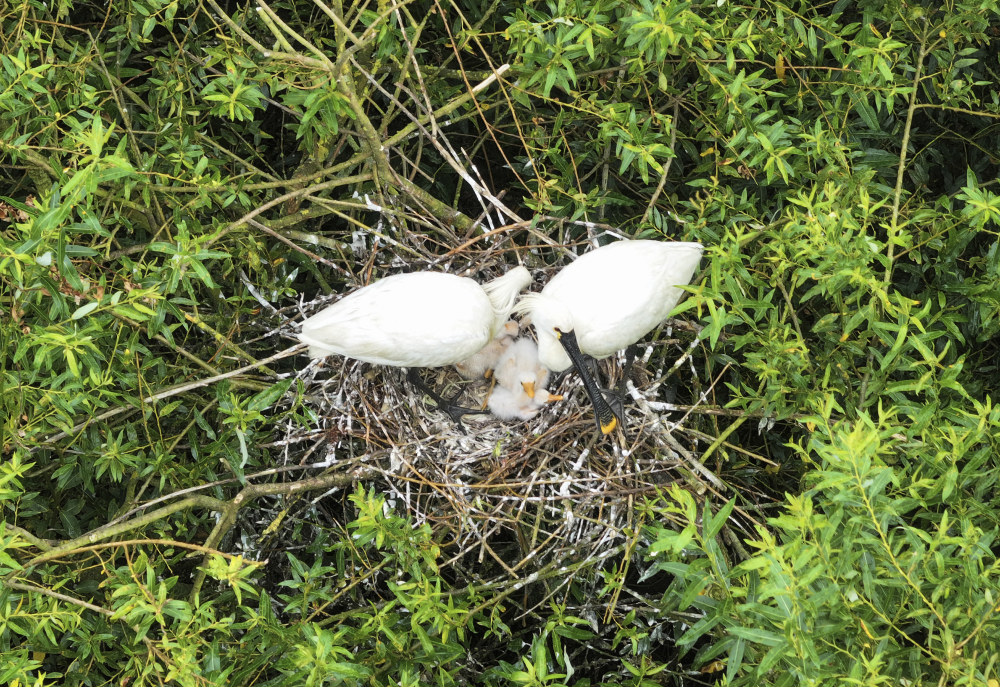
[[455, 320, 519, 379], [514, 240, 703, 434], [487, 370, 563, 421], [299, 267, 532, 429], [493, 337, 547, 393]]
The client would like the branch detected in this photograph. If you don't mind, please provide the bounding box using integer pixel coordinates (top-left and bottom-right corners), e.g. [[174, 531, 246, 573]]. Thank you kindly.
[[34, 345, 305, 449]]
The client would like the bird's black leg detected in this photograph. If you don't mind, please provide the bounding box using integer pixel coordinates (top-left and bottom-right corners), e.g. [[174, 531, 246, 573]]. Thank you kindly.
[[406, 368, 489, 433], [552, 353, 601, 389], [601, 344, 638, 427], [555, 330, 619, 435]]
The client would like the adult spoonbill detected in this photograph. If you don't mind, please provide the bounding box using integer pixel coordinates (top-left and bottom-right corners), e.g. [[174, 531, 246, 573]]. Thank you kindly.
[[514, 240, 703, 434], [299, 267, 532, 429]]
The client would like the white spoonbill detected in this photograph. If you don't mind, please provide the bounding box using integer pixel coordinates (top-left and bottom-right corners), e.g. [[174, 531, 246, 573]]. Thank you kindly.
[[299, 267, 532, 428], [513, 240, 703, 434], [493, 337, 547, 393]]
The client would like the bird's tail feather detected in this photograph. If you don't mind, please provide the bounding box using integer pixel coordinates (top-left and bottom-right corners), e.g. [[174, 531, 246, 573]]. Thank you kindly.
[[483, 266, 532, 336]]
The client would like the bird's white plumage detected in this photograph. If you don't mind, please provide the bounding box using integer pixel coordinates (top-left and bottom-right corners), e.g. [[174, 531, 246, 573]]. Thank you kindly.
[[299, 268, 531, 368], [487, 384, 539, 421], [515, 240, 703, 372], [487, 338, 562, 421], [455, 321, 519, 379], [494, 338, 546, 391]]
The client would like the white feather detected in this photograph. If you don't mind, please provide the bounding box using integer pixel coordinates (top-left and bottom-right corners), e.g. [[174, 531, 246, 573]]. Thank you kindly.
[[299, 268, 531, 367], [513, 240, 703, 372], [455, 321, 519, 379], [487, 338, 562, 421]]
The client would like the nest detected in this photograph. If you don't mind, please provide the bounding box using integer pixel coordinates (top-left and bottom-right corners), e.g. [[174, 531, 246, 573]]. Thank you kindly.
[[274, 247, 720, 576]]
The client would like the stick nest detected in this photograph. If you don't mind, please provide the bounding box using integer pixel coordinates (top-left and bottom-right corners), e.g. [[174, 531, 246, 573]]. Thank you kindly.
[[277, 245, 716, 574]]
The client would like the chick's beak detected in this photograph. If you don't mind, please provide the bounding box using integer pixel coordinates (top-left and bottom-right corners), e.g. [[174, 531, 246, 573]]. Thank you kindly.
[[522, 380, 536, 398]]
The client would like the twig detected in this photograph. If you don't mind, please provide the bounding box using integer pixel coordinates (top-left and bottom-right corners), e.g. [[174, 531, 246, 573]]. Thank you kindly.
[[641, 99, 681, 226], [886, 38, 929, 282], [5, 581, 114, 616]]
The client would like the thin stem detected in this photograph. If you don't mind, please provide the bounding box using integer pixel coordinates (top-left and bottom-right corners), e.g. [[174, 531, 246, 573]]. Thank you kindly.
[[885, 38, 928, 283]]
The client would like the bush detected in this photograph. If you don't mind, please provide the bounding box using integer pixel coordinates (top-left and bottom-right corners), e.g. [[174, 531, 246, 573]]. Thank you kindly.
[[2, 0, 1000, 684]]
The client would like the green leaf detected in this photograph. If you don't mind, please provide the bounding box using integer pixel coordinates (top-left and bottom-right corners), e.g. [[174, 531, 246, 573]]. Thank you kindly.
[[248, 379, 292, 413], [71, 302, 99, 319], [727, 636, 745, 682], [704, 499, 735, 541], [728, 626, 783, 646]]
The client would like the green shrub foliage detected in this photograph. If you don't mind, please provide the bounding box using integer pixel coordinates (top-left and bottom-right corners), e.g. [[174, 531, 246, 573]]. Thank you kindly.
[[1, 0, 999, 683]]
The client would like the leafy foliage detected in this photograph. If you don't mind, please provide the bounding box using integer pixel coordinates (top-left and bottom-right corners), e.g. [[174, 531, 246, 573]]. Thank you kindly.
[[2, 0, 1000, 683]]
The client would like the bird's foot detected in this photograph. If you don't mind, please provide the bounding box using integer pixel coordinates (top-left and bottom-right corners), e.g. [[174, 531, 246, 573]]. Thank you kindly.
[[604, 343, 639, 424], [591, 345, 640, 437], [443, 386, 490, 416], [406, 369, 490, 434], [601, 388, 626, 426]]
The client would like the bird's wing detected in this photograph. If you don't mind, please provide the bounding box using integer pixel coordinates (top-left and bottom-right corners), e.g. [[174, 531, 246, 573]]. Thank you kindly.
[[545, 241, 703, 358], [300, 273, 493, 367]]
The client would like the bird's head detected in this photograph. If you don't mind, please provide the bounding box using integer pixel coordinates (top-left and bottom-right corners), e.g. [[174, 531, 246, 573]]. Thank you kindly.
[[513, 293, 573, 340], [517, 370, 537, 398]]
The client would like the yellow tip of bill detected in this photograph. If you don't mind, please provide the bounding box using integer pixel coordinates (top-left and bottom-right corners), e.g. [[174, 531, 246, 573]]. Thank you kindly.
[[601, 416, 617, 434]]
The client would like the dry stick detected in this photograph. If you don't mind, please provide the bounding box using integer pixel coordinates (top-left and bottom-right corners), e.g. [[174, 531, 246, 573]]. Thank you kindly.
[[247, 218, 348, 274], [310, 0, 364, 47], [325, 538, 631, 629], [95, 457, 376, 535], [181, 310, 279, 376], [257, 0, 335, 68], [602, 514, 644, 624], [34, 345, 305, 448], [276, 199, 425, 259], [462, 189, 507, 242], [437, 0, 534, 196], [684, 427, 779, 467], [112, 311, 220, 376], [394, 5, 435, 127], [351, 58, 519, 224], [279, 229, 353, 257], [627, 366, 730, 492], [381, 65, 507, 149], [205, 174, 372, 248], [597, 57, 628, 227], [460, 147, 498, 233], [144, 155, 360, 195], [183, 15, 500, 236], [189, 467, 375, 600], [307, 559, 391, 624], [723, 526, 752, 563], [332, 0, 421, 77], [465, 541, 630, 620]]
